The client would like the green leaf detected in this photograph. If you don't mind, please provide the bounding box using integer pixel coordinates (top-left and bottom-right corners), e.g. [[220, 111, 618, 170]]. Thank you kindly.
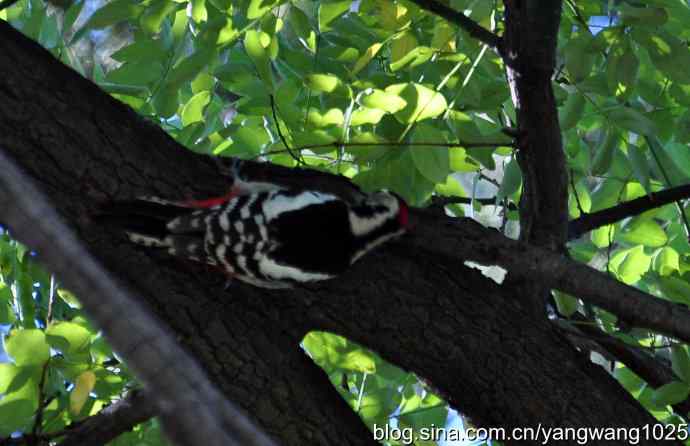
[[45, 322, 92, 356], [652, 381, 690, 407], [591, 225, 614, 249], [352, 42, 382, 75], [564, 34, 595, 83], [225, 126, 270, 156], [553, 291, 578, 317], [70, 371, 96, 415], [0, 394, 37, 436], [409, 124, 449, 184], [112, 39, 167, 64], [606, 41, 639, 101], [619, 218, 667, 248], [152, 84, 179, 118], [632, 28, 690, 84], [626, 143, 650, 192], [497, 157, 522, 200], [248, 0, 280, 19], [350, 107, 386, 126], [657, 276, 690, 306], [449, 147, 480, 172], [191, 0, 207, 22], [620, 4, 668, 26], [307, 108, 344, 128], [386, 83, 447, 124], [289, 6, 316, 53], [244, 30, 274, 90], [648, 137, 689, 186], [390, 46, 434, 72], [568, 180, 591, 218], [611, 245, 651, 285], [293, 129, 338, 153], [339, 351, 376, 373], [181, 91, 212, 126], [435, 176, 465, 198], [653, 247, 679, 277], [344, 132, 387, 162], [559, 92, 585, 131], [63, 0, 85, 32], [318, 0, 351, 32], [608, 107, 656, 136], [4, 329, 50, 366], [78, 0, 145, 32], [305, 73, 341, 93], [0, 284, 14, 324], [360, 89, 407, 114], [140, 0, 179, 34], [167, 48, 216, 90], [672, 345, 690, 383], [591, 127, 619, 176]]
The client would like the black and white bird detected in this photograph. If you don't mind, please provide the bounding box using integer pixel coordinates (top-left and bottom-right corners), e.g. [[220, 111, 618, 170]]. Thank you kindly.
[[105, 179, 409, 289]]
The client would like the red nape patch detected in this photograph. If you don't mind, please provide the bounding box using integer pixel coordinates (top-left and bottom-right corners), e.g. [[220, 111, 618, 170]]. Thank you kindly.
[[397, 198, 410, 228], [183, 188, 238, 208]]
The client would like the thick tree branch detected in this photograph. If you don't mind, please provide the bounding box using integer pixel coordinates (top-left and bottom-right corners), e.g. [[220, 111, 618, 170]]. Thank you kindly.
[[568, 184, 690, 240], [411, 213, 690, 344], [404, 0, 502, 51], [57, 389, 157, 446], [563, 316, 690, 416]]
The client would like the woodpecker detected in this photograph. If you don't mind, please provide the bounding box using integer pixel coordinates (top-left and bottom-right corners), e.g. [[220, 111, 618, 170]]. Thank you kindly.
[[105, 180, 410, 289]]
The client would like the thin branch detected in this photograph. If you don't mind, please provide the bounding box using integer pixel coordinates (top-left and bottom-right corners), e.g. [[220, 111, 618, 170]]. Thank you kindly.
[[568, 183, 690, 240], [31, 361, 51, 438], [269, 95, 301, 165], [56, 389, 157, 446], [297, 140, 508, 151], [646, 136, 690, 240], [405, 0, 502, 51], [569, 170, 584, 216], [256, 139, 510, 160]]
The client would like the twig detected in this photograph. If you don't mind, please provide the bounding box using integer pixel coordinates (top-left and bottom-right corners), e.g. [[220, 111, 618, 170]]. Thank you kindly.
[[645, 136, 690, 241], [568, 183, 690, 240], [569, 169, 584, 216], [256, 139, 509, 160], [269, 95, 301, 164], [31, 360, 51, 438], [47, 274, 56, 324], [404, 0, 502, 52]]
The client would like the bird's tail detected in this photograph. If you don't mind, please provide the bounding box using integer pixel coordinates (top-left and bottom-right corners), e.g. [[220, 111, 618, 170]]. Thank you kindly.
[[96, 197, 212, 264]]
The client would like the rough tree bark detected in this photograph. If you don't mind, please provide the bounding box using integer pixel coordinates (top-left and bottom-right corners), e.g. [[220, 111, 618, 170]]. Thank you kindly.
[[0, 7, 684, 446]]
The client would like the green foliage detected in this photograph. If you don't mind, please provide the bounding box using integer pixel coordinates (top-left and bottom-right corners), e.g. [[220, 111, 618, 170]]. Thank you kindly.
[[0, 232, 143, 443], [3, 0, 690, 443]]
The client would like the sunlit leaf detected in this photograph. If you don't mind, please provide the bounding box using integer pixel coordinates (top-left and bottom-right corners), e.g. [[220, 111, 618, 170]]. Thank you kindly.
[[4, 329, 50, 367], [386, 83, 447, 123], [70, 371, 96, 415]]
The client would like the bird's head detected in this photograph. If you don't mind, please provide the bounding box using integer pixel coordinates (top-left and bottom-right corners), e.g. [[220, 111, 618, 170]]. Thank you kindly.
[[349, 190, 410, 238]]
